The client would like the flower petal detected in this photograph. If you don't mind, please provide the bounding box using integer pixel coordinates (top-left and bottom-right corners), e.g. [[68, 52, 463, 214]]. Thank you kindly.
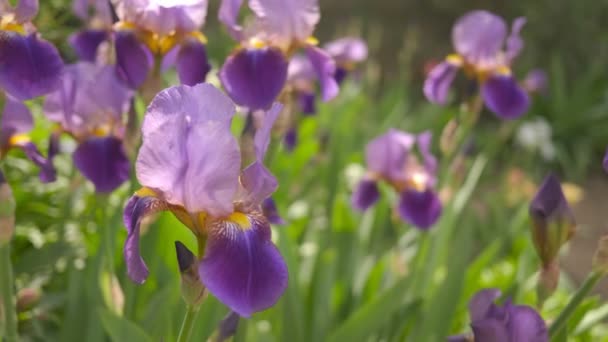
[[176, 39, 211, 86], [200, 214, 288, 317], [398, 189, 442, 229], [423, 61, 459, 105], [219, 47, 288, 110], [14, 0, 38, 22], [468, 288, 502, 322], [471, 317, 510, 342], [218, 0, 244, 40], [351, 178, 380, 211], [507, 305, 548, 341], [452, 10, 507, 65], [19, 142, 56, 183], [305, 45, 339, 102], [529, 173, 573, 223], [69, 29, 109, 62], [506, 17, 526, 62], [113, 0, 208, 35], [298, 91, 316, 115], [114, 30, 153, 89], [323, 37, 368, 65], [522, 69, 547, 94], [365, 129, 415, 181], [417, 131, 438, 176], [73, 136, 130, 193], [481, 75, 529, 119], [262, 197, 285, 225], [249, 0, 319, 46], [0, 32, 64, 101], [1, 97, 33, 139], [283, 126, 297, 152]]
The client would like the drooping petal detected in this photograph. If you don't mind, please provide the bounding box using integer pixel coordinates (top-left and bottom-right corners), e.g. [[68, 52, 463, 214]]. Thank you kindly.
[[19, 142, 56, 183], [351, 178, 380, 211], [506, 305, 548, 342], [262, 197, 285, 225], [14, 0, 38, 23], [123, 194, 168, 284], [137, 84, 240, 216], [73, 136, 130, 193], [423, 60, 459, 105], [249, 0, 319, 47], [219, 47, 288, 110], [114, 30, 153, 89], [323, 37, 368, 65], [113, 0, 208, 35], [0, 32, 64, 101], [175, 39, 211, 86], [506, 17, 526, 62], [298, 91, 316, 115], [365, 129, 416, 182], [334, 67, 347, 85], [199, 214, 288, 317], [69, 29, 110, 62], [1, 97, 33, 140], [481, 75, 529, 119], [218, 0, 244, 40], [468, 288, 502, 322], [452, 10, 507, 65], [305, 45, 339, 102], [398, 189, 442, 229]]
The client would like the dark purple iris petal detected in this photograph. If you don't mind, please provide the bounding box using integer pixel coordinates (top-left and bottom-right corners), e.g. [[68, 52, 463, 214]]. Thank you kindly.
[[305, 45, 339, 102], [20, 142, 56, 183], [262, 197, 285, 225], [199, 215, 288, 317], [283, 127, 297, 152], [114, 31, 153, 89], [219, 47, 288, 110], [72, 136, 130, 193], [176, 39, 211, 86], [0, 32, 64, 101], [351, 179, 380, 211], [423, 61, 459, 105], [333, 66, 348, 85], [398, 189, 442, 229], [298, 91, 316, 115], [69, 29, 109, 62], [506, 305, 549, 341], [481, 75, 529, 120]]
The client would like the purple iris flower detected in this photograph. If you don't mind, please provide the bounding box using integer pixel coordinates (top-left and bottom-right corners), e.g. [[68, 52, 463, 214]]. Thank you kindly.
[[123, 83, 287, 317], [43, 62, 133, 193], [69, 0, 113, 62], [448, 288, 548, 342], [352, 129, 442, 230], [424, 10, 530, 120], [111, 0, 211, 88], [218, 0, 338, 110], [0, 96, 56, 182], [0, 0, 64, 101]]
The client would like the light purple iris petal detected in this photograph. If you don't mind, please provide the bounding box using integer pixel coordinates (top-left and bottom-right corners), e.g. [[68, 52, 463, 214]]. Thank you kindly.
[[287, 54, 314, 84], [452, 10, 507, 65], [481, 75, 529, 120], [507, 305, 548, 341], [20, 142, 56, 183], [262, 197, 285, 225], [137, 84, 240, 216], [365, 129, 416, 182], [305, 45, 339, 102], [351, 178, 380, 211], [468, 288, 502, 322], [200, 215, 288, 317], [0, 32, 64, 101], [113, 0, 208, 35], [398, 189, 442, 229], [417, 131, 437, 176], [423, 61, 459, 105], [73, 136, 130, 193], [176, 39, 211, 86], [69, 30, 109, 62], [323, 37, 368, 65], [14, 0, 38, 22], [219, 47, 288, 110], [249, 0, 319, 46], [114, 30, 153, 89], [218, 0, 244, 40], [1, 97, 33, 140], [506, 17, 526, 62]]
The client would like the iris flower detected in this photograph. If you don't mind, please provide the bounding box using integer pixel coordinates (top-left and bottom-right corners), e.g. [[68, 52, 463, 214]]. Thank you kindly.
[[123, 83, 287, 317], [424, 10, 529, 119], [351, 129, 442, 229], [0, 0, 64, 101], [110, 0, 211, 88], [218, 0, 338, 110], [43, 62, 133, 193], [69, 0, 114, 62], [448, 288, 548, 342]]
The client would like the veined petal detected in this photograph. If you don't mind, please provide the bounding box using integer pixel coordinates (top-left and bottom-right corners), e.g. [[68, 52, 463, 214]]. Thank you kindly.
[[323, 37, 368, 65], [398, 189, 442, 229], [481, 75, 529, 120], [423, 61, 459, 105], [506, 17, 526, 62], [14, 0, 38, 23], [19, 142, 56, 183], [73, 136, 130, 193], [219, 47, 288, 110], [69, 29, 110, 62], [452, 10, 507, 65], [249, 0, 319, 46], [200, 214, 288, 317], [351, 178, 380, 211], [305, 45, 339, 102], [365, 129, 416, 182], [114, 30, 153, 89], [218, 0, 244, 40], [0, 32, 64, 101], [262, 197, 285, 225], [507, 305, 548, 342], [176, 39, 211, 86]]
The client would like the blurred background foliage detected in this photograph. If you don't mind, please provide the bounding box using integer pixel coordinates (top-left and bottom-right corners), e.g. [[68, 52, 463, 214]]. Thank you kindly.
[[3, 0, 608, 341]]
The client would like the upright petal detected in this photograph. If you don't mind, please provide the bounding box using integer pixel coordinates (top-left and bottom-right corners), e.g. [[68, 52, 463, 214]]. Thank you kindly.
[[14, 0, 38, 22], [200, 214, 288, 317], [176, 39, 211, 86], [0, 32, 64, 101], [365, 129, 416, 181], [423, 61, 459, 105], [507, 305, 548, 342], [468, 288, 501, 322], [218, 0, 244, 40], [69, 29, 110, 62], [506, 17, 526, 62], [253, 103, 281, 161], [219, 47, 288, 110], [452, 10, 507, 65], [417, 131, 437, 176], [305, 45, 339, 102], [398, 189, 442, 229], [114, 30, 153, 89], [323, 37, 368, 65], [351, 178, 380, 211], [249, 0, 319, 46], [113, 0, 208, 35], [73, 136, 130, 193], [481, 75, 529, 120]]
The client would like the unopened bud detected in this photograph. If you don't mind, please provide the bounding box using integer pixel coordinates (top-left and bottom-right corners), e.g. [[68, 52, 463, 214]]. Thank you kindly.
[[537, 261, 559, 306], [0, 171, 16, 245], [175, 241, 206, 308], [16, 288, 41, 312], [593, 236, 608, 274]]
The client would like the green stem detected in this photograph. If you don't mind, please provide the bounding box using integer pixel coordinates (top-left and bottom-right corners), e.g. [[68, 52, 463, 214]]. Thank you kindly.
[[0, 243, 18, 341], [548, 270, 604, 337], [176, 305, 199, 342]]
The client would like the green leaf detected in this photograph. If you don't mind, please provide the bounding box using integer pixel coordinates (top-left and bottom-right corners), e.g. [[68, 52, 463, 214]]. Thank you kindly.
[[99, 308, 153, 342]]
